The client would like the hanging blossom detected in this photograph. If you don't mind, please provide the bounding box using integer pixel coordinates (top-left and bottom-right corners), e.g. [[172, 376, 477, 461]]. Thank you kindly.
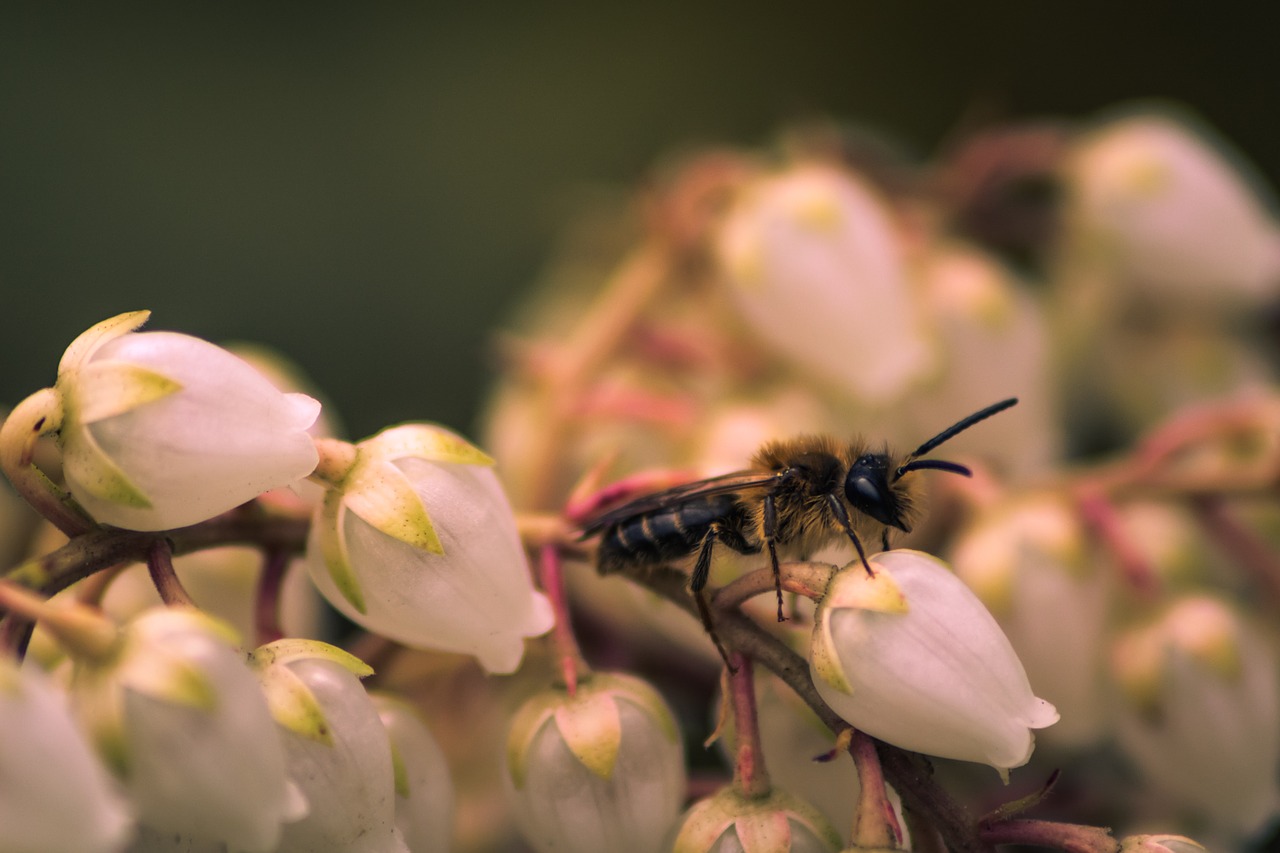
[[49, 311, 321, 530], [503, 672, 687, 853], [670, 786, 842, 853], [810, 550, 1058, 777], [371, 692, 455, 853], [1111, 595, 1280, 837], [249, 639, 407, 853], [305, 423, 553, 674], [67, 606, 302, 852], [712, 163, 932, 405], [0, 658, 133, 853]]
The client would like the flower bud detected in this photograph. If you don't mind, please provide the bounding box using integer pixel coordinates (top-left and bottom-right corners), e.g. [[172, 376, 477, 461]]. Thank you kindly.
[[249, 639, 408, 852], [671, 786, 842, 853], [810, 550, 1058, 775], [371, 692, 455, 853], [0, 659, 133, 853], [69, 607, 298, 852], [54, 311, 321, 530], [306, 423, 553, 674], [1061, 110, 1280, 307], [713, 164, 931, 403], [1118, 835, 1207, 853], [503, 672, 686, 853], [950, 493, 1108, 746], [1110, 596, 1280, 835]]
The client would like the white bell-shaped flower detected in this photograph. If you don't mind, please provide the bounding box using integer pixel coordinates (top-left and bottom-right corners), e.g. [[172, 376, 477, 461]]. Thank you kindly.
[[1062, 110, 1280, 306], [1118, 835, 1208, 853], [0, 659, 133, 853], [371, 692, 455, 853], [70, 607, 300, 853], [55, 311, 321, 530], [713, 163, 932, 404], [670, 786, 842, 853], [305, 423, 553, 674], [950, 493, 1109, 747], [249, 639, 408, 853], [503, 672, 686, 853], [1111, 596, 1280, 837], [810, 550, 1058, 776]]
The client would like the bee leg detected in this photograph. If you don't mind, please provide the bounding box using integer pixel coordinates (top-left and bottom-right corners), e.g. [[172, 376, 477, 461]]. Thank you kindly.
[[763, 494, 787, 622], [881, 529, 891, 552], [825, 494, 874, 577], [692, 525, 736, 673]]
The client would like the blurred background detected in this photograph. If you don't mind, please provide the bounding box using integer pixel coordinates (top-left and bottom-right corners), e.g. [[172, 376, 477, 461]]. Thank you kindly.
[[2, 4, 1278, 439]]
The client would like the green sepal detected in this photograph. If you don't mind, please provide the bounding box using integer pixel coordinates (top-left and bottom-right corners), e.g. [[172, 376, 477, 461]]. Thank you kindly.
[[250, 638, 373, 679], [554, 690, 622, 781], [58, 311, 150, 377], [253, 658, 334, 746], [116, 649, 219, 712], [58, 422, 152, 508], [389, 739, 410, 798], [70, 361, 182, 424], [734, 810, 792, 853], [810, 605, 855, 696], [318, 489, 367, 614], [368, 423, 494, 467], [343, 458, 443, 555], [505, 689, 564, 790]]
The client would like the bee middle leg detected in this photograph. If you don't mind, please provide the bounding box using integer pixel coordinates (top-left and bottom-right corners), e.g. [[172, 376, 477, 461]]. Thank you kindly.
[[692, 523, 737, 672]]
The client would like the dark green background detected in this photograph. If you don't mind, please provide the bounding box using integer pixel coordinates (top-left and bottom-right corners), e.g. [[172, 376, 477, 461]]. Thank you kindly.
[[3, 5, 1276, 439]]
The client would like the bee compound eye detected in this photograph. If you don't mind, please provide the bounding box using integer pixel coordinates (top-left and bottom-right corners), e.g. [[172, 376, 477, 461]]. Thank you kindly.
[[844, 473, 898, 527]]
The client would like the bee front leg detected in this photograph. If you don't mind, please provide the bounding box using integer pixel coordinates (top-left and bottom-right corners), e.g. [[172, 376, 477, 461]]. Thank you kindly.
[[692, 525, 736, 673], [763, 494, 787, 622], [825, 494, 874, 577]]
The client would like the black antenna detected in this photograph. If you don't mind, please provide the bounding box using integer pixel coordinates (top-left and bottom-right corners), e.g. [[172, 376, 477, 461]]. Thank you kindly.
[[897, 397, 1018, 475], [896, 458, 973, 477]]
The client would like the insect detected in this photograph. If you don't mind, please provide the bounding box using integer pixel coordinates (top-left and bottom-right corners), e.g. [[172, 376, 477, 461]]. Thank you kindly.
[[579, 398, 1018, 666]]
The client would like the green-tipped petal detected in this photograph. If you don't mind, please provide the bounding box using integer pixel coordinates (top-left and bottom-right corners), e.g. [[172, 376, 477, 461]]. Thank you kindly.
[[811, 608, 855, 696], [70, 361, 183, 425], [825, 560, 909, 614], [117, 651, 218, 712], [506, 694, 561, 790], [369, 423, 494, 467], [389, 740, 410, 798], [58, 310, 150, 376], [59, 424, 152, 508], [253, 655, 334, 746], [343, 459, 443, 555], [318, 489, 367, 613], [554, 691, 622, 781], [251, 638, 373, 679]]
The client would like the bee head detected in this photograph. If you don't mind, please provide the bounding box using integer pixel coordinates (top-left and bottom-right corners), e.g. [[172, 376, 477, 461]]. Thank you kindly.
[[844, 453, 911, 532]]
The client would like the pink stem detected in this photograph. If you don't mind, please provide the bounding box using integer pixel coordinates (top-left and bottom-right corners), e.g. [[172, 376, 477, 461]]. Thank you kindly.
[[727, 651, 771, 799], [537, 544, 587, 695]]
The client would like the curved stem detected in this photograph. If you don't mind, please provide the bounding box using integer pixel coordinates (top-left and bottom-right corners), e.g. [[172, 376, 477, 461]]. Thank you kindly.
[[713, 561, 835, 612], [0, 388, 93, 537], [726, 651, 770, 799], [255, 547, 290, 645], [849, 727, 903, 849], [146, 538, 195, 608]]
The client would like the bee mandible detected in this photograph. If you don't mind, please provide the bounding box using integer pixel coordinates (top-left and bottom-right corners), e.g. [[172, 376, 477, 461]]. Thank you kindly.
[[578, 398, 1018, 665]]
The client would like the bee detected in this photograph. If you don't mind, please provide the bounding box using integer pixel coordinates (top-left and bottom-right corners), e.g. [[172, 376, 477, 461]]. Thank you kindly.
[[579, 398, 1018, 665]]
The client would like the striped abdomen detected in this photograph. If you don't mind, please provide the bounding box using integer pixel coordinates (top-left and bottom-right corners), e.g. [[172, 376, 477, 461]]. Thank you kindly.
[[596, 494, 755, 573]]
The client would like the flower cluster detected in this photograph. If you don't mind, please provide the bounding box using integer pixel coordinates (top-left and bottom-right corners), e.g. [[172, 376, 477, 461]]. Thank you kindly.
[[4, 97, 1280, 852]]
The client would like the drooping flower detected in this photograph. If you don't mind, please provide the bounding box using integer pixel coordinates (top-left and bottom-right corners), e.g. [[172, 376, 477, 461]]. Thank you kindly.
[[250, 639, 408, 853], [54, 311, 321, 530], [371, 692, 455, 853], [1110, 596, 1280, 837], [69, 607, 301, 853], [0, 658, 133, 853], [671, 786, 842, 853], [810, 550, 1058, 776], [503, 672, 686, 853], [305, 423, 554, 674], [713, 163, 932, 404]]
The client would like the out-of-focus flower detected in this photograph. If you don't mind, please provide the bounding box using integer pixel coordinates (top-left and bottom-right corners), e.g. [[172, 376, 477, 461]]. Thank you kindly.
[[1118, 835, 1207, 853], [810, 550, 1058, 776], [713, 163, 932, 404], [305, 423, 554, 674], [503, 672, 686, 853], [371, 692, 455, 853], [70, 607, 299, 853], [950, 493, 1108, 746], [250, 639, 407, 853], [54, 311, 321, 530], [904, 241, 1060, 478], [1110, 596, 1280, 836], [1060, 110, 1280, 307], [670, 786, 842, 853], [0, 658, 133, 853]]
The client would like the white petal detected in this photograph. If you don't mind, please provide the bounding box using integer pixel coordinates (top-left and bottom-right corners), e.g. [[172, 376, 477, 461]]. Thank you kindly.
[[373, 694, 455, 853], [306, 458, 553, 674], [65, 331, 319, 530], [812, 551, 1057, 771], [274, 658, 408, 853], [0, 665, 133, 853]]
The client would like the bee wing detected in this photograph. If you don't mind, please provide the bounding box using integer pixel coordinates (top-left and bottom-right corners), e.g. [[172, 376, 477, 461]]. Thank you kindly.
[[577, 469, 778, 536]]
